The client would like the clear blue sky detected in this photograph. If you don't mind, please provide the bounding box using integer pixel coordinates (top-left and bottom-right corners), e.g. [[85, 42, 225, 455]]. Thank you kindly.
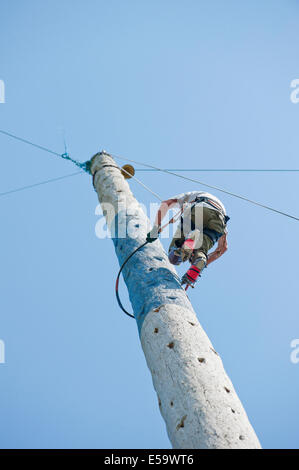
[[1, 0, 299, 449]]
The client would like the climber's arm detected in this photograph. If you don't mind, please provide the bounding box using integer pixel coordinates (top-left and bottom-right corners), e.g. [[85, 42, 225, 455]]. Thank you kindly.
[[146, 199, 178, 243], [206, 233, 228, 266], [154, 199, 178, 227]]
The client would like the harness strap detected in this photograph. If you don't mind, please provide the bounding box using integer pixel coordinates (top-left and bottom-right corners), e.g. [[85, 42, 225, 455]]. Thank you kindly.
[[194, 196, 225, 215], [178, 197, 230, 242]]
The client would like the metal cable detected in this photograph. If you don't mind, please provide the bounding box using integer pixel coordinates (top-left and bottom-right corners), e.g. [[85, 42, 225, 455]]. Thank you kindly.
[[110, 153, 299, 222], [0, 171, 84, 198], [135, 168, 299, 172], [1, 128, 298, 220], [0, 129, 88, 172], [117, 164, 163, 202]]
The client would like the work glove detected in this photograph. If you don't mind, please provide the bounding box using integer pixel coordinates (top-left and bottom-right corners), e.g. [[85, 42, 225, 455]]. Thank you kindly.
[[146, 225, 160, 243], [181, 265, 201, 288]]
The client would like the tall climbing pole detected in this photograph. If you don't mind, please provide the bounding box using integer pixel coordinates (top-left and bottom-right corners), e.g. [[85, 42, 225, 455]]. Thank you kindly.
[[91, 151, 261, 449]]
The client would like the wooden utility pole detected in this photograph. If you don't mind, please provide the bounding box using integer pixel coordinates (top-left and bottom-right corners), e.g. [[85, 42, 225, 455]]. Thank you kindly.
[[91, 152, 261, 449]]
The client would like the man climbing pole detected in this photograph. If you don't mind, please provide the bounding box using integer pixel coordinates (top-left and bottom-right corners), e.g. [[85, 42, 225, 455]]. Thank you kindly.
[[147, 191, 230, 288]]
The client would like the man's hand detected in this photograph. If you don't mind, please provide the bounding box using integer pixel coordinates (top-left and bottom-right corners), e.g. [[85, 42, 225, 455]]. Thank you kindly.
[[146, 225, 160, 243]]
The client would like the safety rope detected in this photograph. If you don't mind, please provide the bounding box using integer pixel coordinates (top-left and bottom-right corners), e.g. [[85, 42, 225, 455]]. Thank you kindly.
[[114, 203, 186, 319], [115, 241, 149, 319]]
